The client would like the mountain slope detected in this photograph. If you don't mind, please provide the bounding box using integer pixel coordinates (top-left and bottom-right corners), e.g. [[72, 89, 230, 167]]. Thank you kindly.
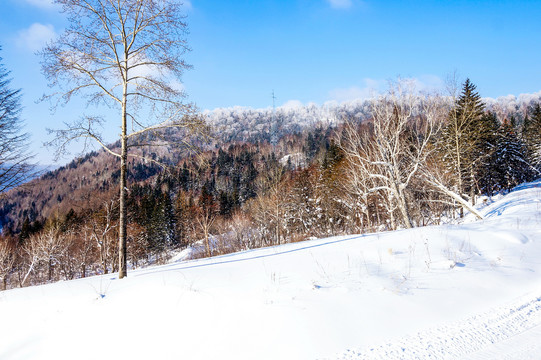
[[4, 91, 541, 235], [1, 188, 541, 358]]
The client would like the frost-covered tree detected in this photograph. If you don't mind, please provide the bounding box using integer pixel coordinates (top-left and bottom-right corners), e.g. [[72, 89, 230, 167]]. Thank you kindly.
[[284, 167, 318, 237], [316, 141, 349, 235], [0, 238, 16, 290], [492, 119, 531, 192], [249, 161, 287, 246], [522, 103, 541, 170], [340, 80, 444, 229]]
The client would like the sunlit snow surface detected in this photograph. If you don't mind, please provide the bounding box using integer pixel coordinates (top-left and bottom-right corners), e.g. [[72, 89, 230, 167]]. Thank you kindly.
[[2, 181, 541, 359]]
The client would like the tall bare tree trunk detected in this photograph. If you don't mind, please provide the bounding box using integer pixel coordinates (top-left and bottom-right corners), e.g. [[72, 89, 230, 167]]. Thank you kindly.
[[470, 167, 476, 206], [119, 78, 128, 279], [119, 145, 127, 278], [48, 258, 53, 281], [204, 223, 211, 258], [455, 128, 463, 197], [396, 188, 413, 229]]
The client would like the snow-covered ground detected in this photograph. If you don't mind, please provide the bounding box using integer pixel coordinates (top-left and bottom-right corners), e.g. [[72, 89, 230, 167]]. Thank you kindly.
[[2, 181, 541, 359]]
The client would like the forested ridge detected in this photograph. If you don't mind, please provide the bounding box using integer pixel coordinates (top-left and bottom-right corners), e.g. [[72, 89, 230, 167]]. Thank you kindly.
[[1, 80, 541, 289]]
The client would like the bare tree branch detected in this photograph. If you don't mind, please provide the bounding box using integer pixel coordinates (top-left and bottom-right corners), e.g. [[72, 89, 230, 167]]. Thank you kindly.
[[0, 47, 35, 196]]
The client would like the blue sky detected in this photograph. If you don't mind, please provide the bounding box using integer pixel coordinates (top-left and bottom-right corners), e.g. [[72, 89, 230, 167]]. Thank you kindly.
[[1, 0, 541, 165]]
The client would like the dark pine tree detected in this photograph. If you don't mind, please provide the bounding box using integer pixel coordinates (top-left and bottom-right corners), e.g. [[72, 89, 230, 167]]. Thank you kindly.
[[175, 191, 194, 247], [492, 119, 532, 192], [522, 103, 541, 171], [199, 183, 215, 213], [19, 217, 31, 244]]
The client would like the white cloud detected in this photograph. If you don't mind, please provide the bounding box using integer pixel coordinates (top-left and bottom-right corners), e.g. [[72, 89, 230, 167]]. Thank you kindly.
[[280, 100, 304, 109], [130, 55, 162, 79], [328, 86, 371, 102], [328, 75, 445, 103], [328, 78, 385, 103], [22, 0, 56, 10], [17, 23, 57, 52], [327, 0, 354, 10], [411, 74, 445, 94], [169, 79, 185, 92]]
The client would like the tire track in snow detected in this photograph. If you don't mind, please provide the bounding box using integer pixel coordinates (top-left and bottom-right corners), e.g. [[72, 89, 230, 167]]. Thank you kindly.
[[331, 293, 541, 360], [466, 324, 541, 360]]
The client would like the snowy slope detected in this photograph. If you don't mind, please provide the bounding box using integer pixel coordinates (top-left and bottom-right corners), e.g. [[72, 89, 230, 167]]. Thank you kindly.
[[1, 181, 541, 360]]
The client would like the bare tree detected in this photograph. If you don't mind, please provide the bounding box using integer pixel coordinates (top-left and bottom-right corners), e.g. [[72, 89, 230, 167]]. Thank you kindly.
[[420, 160, 484, 220], [20, 232, 41, 287], [335, 152, 373, 232], [34, 227, 70, 282], [0, 238, 16, 290], [340, 80, 445, 229], [195, 184, 217, 257], [195, 206, 217, 258], [0, 47, 34, 195], [71, 227, 97, 278], [40, 0, 209, 278], [226, 212, 254, 251], [250, 164, 288, 246], [90, 200, 118, 274]]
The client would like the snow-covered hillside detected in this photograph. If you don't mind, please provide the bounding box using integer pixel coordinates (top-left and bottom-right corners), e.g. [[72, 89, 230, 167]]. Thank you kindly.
[[2, 181, 541, 360], [204, 91, 541, 144]]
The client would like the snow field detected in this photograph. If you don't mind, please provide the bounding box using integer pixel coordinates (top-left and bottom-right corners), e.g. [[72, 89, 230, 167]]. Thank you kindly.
[[1, 181, 541, 359], [336, 291, 541, 359]]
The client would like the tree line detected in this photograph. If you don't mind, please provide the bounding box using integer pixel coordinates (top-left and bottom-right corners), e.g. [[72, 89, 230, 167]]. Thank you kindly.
[[1, 78, 541, 289]]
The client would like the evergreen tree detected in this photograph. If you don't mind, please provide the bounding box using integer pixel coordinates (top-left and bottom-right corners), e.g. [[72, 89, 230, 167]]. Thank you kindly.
[[438, 79, 490, 203], [160, 192, 176, 247], [19, 217, 31, 244], [175, 191, 195, 247], [236, 150, 258, 202], [522, 103, 541, 171], [199, 183, 215, 212], [304, 127, 326, 161], [492, 119, 532, 192], [198, 183, 217, 257], [177, 162, 192, 191], [285, 167, 318, 236], [218, 191, 234, 218]]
